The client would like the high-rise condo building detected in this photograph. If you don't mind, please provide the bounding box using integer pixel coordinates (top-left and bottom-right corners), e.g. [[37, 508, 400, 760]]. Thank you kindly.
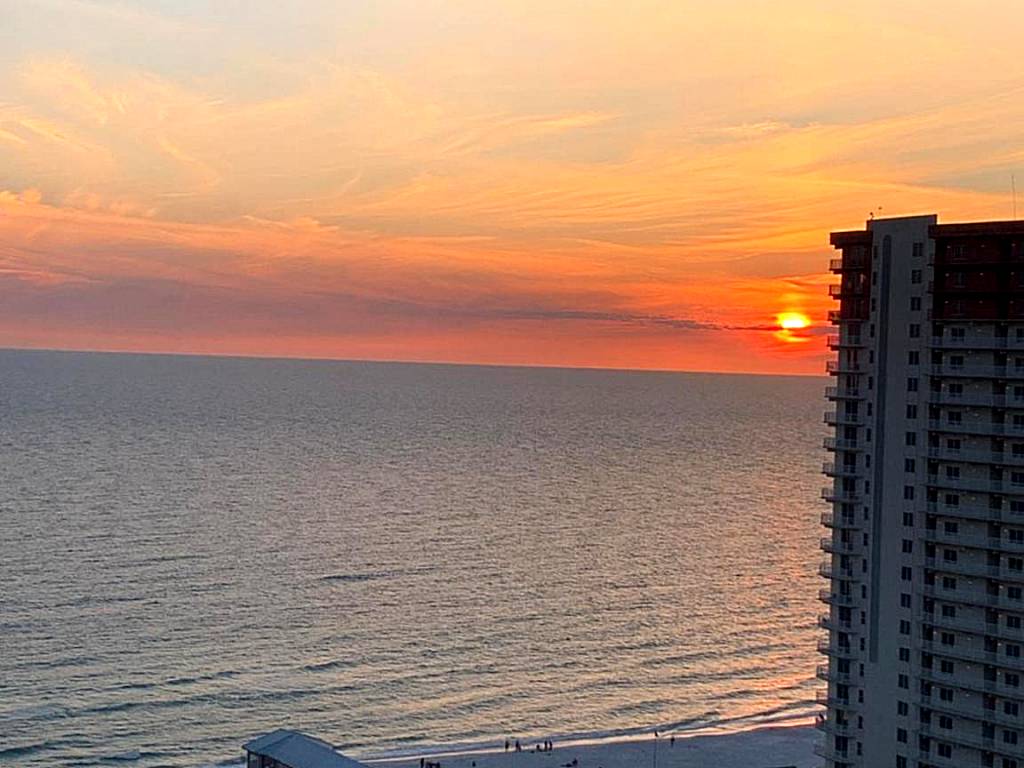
[[821, 215, 1024, 768]]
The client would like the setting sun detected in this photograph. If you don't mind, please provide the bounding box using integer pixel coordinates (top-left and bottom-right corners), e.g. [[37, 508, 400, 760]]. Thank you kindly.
[[777, 312, 811, 331]]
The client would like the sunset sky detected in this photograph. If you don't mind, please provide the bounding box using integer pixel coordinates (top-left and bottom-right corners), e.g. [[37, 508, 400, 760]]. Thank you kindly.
[[3, 1, 1024, 373]]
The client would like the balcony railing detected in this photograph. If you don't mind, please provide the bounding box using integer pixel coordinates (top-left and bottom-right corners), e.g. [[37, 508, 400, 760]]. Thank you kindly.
[[918, 637, 999, 666], [823, 461, 860, 478], [821, 537, 858, 555], [927, 446, 1024, 466], [929, 391, 1024, 408], [819, 562, 861, 581], [926, 500, 1024, 523], [932, 363, 1024, 379], [815, 713, 857, 736], [819, 588, 858, 607], [924, 555, 1024, 583], [817, 638, 856, 658], [826, 359, 866, 374], [825, 411, 865, 427], [821, 511, 861, 529], [930, 335, 1024, 350], [918, 607, 1024, 642], [822, 486, 860, 503], [927, 419, 1024, 437], [825, 386, 864, 400], [925, 472, 1024, 495], [815, 664, 854, 684], [827, 335, 865, 349], [921, 583, 1024, 611], [919, 665, 1024, 701], [924, 526, 1024, 554], [824, 437, 863, 452]]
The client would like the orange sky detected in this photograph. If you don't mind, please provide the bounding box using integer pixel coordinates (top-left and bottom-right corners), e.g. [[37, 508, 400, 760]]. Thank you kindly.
[[4, 1, 1024, 373]]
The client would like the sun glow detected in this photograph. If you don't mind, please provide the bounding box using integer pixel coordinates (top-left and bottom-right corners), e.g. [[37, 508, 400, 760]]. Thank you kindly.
[[774, 311, 812, 345], [777, 312, 810, 331]]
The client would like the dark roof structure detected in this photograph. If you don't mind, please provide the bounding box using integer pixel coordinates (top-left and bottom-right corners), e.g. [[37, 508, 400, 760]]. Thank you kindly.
[[243, 729, 369, 768]]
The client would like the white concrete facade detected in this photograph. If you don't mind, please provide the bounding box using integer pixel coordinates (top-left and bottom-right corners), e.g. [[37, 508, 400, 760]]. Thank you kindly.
[[822, 215, 1024, 768]]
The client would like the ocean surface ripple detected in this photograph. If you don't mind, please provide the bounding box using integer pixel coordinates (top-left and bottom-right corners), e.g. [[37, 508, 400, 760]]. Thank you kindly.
[[0, 351, 825, 766]]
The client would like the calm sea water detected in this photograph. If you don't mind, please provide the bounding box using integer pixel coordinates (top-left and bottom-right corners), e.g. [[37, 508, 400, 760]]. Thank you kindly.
[[0, 350, 825, 767]]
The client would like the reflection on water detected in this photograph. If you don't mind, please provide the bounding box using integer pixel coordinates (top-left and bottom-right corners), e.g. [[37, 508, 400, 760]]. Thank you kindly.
[[0, 350, 824, 766]]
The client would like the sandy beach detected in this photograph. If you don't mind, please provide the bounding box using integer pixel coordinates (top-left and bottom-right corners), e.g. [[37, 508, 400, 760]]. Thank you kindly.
[[365, 724, 816, 768]]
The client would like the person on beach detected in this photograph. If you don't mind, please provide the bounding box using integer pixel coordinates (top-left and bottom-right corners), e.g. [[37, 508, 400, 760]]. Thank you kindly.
[[504, 739, 509, 753], [515, 739, 521, 752]]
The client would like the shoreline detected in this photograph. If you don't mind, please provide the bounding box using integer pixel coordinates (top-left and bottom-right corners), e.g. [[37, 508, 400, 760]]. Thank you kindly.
[[362, 721, 817, 768]]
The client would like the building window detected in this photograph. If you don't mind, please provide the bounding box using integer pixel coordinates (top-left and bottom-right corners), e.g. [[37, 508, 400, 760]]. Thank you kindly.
[[908, 351, 920, 365], [911, 296, 921, 311], [906, 432, 917, 446], [910, 324, 921, 338], [906, 405, 917, 419], [913, 242, 924, 258], [911, 270, 923, 284], [905, 458, 916, 472], [902, 567, 913, 581], [899, 620, 911, 635], [907, 378, 919, 392], [903, 487, 915, 501], [897, 727, 908, 742], [903, 512, 914, 527], [902, 538, 913, 552]]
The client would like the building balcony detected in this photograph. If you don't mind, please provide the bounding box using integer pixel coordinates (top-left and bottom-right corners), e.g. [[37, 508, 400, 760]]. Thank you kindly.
[[829, 256, 868, 272], [918, 608, 1024, 643], [930, 335, 1024, 351], [827, 335, 865, 350], [819, 562, 861, 581], [921, 583, 1024, 611], [816, 665, 855, 686], [825, 386, 865, 400], [919, 666, 1024, 702], [924, 555, 1024, 583], [823, 461, 861, 478], [824, 437, 864, 452], [927, 419, 1024, 437], [932, 363, 1024, 379], [815, 691, 857, 711], [821, 511, 862, 529], [821, 536, 859, 555], [817, 638, 857, 658], [927, 445, 1024, 467], [929, 391, 1024, 408], [819, 615, 858, 634], [923, 693, 1024, 731], [815, 713, 858, 737], [819, 588, 858, 607], [825, 411, 865, 427], [926, 500, 1022, 523], [924, 526, 1024, 554], [925, 472, 1024, 495], [822, 486, 861, 503], [918, 637, 1000, 666], [826, 359, 866, 374], [813, 740, 853, 764], [828, 284, 868, 299]]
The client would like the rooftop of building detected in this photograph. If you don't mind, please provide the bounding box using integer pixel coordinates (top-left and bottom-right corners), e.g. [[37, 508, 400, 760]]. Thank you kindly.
[[243, 729, 368, 768]]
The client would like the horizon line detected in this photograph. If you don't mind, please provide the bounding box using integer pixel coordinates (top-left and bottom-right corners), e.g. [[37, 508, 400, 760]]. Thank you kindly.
[[0, 344, 826, 379]]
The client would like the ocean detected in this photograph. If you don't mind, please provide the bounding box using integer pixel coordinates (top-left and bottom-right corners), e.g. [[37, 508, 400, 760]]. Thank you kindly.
[[0, 350, 825, 766]]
